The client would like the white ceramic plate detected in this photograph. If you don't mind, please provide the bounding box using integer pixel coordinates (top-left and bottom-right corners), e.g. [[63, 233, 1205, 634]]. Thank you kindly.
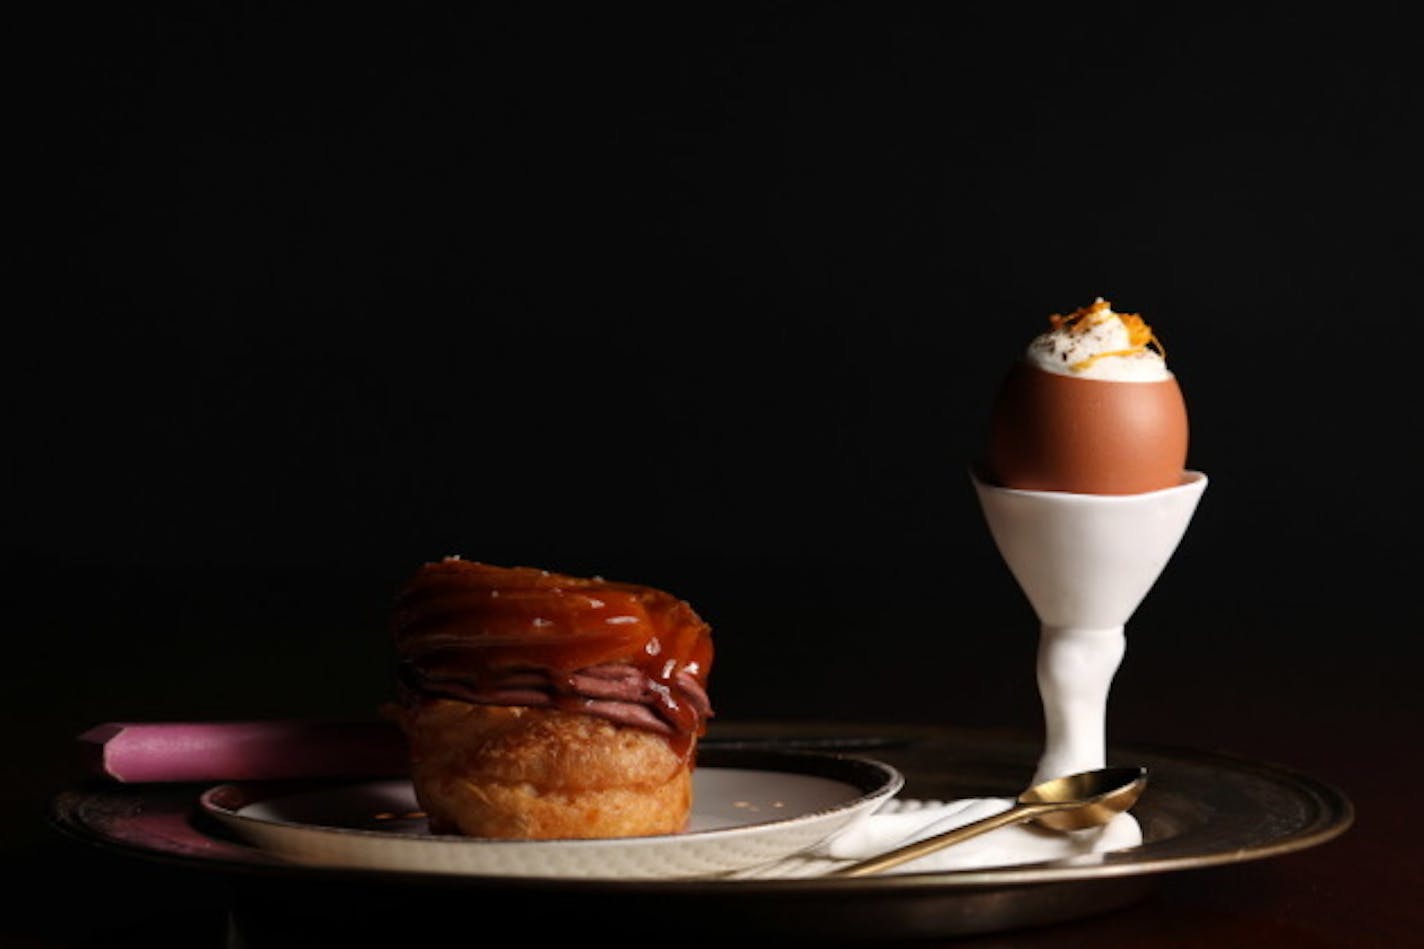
[[199, 750, 902, 880]]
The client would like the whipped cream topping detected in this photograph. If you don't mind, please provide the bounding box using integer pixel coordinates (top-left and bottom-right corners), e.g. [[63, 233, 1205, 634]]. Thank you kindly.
[[1025, 298, 1171, 381]]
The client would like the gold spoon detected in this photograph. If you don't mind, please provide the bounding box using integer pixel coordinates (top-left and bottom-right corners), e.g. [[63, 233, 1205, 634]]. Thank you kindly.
[[830, 765, 1148, 877]]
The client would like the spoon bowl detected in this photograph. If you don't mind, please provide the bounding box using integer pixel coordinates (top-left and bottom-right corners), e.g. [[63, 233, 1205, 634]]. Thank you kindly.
[[831, 765, 1148, 877], [1022, 765, 1149, 832]]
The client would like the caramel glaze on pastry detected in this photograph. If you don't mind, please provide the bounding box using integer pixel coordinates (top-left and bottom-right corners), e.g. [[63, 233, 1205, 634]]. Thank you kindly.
[[386, 558, 714, 839]]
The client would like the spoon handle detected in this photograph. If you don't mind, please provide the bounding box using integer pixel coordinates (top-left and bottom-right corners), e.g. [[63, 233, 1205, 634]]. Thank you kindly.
[[828, 801, 1062, 877]]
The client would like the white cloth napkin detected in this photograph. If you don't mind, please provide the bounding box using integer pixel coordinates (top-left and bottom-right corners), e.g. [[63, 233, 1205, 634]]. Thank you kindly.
[[731, 796, 1142, 879]]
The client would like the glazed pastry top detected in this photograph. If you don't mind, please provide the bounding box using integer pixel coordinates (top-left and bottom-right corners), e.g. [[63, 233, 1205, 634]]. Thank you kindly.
[[392, 559, 714, 752]]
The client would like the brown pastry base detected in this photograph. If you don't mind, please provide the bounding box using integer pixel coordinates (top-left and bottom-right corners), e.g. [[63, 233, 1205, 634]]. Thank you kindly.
[[390, 698, 694, 839]]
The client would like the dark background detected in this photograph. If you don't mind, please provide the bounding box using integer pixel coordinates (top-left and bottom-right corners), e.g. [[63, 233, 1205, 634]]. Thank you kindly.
[[8, 3, 1423, 944]]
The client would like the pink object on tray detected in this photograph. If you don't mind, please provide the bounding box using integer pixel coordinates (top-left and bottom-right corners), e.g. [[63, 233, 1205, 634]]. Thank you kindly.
[[78, 720, 409, 783]]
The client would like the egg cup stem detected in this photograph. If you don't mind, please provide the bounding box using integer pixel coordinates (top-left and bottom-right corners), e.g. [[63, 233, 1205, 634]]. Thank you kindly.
[[1033, 624, 1125, 785]]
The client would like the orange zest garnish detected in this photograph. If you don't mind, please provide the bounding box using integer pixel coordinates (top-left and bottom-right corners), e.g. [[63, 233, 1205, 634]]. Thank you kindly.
[[1047, 298, 1164, 371]]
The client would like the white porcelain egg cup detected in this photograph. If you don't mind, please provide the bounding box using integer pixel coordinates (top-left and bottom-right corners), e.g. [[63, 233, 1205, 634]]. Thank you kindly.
[[972, 471, 1207, 785]]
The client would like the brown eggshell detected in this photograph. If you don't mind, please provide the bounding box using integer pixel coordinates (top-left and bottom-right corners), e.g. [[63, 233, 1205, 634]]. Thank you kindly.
[[983, 361, 1189, 495]]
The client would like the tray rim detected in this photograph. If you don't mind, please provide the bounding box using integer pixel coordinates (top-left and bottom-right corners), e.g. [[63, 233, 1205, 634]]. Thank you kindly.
[[50, 731, 1354, 892]]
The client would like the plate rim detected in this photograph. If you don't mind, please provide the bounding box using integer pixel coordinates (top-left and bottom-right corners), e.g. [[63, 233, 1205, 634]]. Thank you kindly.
[[196, 747, 905, 855]]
